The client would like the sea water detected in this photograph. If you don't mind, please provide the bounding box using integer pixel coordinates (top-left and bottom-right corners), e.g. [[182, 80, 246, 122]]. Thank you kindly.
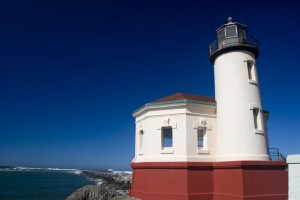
[[0, 168, 94, 200]]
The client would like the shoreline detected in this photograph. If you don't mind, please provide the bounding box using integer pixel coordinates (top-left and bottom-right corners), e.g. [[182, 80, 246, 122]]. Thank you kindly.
[[66, 170, 137, 200]]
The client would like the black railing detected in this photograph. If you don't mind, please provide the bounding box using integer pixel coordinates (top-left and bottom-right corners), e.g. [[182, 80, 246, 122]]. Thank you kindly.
[[209, 35, 258, 55], [269, 148, 286, 161]]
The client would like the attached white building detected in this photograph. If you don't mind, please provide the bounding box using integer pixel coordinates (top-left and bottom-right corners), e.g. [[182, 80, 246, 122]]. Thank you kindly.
[[133, 92, 217, 163]]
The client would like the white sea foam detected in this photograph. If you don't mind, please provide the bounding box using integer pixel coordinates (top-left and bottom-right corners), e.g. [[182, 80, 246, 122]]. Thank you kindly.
[[47, 168, 78, 171], [111, 170, 132, 174], [47, 168, 83, 175], [106, 168, 132, 174], [95, 179, 104, 185], [72, 170, 82, 175], [0, 168, 13, 172], [13, 167, 43, 170], [11, 167, 82, 174]]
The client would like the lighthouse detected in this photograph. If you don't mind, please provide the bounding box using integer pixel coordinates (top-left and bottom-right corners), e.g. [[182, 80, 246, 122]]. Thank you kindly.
[[210, 17, 269, 161], [130, 18, 288, 200]]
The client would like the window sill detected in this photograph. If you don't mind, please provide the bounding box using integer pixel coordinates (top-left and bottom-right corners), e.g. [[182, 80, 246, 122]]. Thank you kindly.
[[248, 80, 258, 85], [197, 149, 210, 154], [161, 148, 174, 154], [254, 129, 264, 135]]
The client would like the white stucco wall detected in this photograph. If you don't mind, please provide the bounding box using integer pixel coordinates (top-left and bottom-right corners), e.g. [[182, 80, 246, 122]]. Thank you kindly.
[[287, 154, 300, 200], [132, 102, 217, 163], [214, 51, 269, 161]]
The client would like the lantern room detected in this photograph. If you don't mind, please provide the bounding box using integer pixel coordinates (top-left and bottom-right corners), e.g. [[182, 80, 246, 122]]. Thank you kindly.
[[216, 16, 247, 42], [209, 17, 259, 63]]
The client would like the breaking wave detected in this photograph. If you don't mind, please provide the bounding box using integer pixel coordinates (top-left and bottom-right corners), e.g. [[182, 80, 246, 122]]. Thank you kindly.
[[8, 167, 82, 174]]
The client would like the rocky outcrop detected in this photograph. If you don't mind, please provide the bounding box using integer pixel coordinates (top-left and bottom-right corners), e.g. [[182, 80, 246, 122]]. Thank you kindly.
[[66, 171, 138, 200], [66, 185, 135, 200]]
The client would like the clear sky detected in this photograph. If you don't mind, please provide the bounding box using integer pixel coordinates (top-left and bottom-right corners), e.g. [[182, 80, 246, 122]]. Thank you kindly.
[[0, 0, 299, 170]]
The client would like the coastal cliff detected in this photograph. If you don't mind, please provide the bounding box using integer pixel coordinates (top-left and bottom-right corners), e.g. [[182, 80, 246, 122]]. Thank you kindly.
[[66, 171, 137, 200]]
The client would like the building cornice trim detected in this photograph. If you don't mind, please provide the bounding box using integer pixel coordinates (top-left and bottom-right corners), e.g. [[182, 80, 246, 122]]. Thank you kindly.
[[133, 100, 216, 117]]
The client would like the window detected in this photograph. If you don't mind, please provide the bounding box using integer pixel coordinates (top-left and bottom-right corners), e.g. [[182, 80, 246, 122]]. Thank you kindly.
[[238, 27, 246, 36], [253, 108, 262, 130], [197, 129, 206, 149], [225, 26, 237, 37], [217, 29, 225, 40], [139, 130, 144, 151], [247, 60, 257, 82], [162, 127, 172, 148]]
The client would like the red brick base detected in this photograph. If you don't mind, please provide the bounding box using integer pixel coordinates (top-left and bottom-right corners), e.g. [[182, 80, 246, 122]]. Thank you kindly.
[[130, 161, 287, 200]]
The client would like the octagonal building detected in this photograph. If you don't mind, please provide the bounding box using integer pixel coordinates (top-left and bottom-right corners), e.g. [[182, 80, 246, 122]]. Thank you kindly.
[[133, 92, 217, 163]]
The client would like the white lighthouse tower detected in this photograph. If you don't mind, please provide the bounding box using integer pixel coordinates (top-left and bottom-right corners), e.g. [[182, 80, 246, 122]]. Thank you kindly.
[[209, 17, 269, 161]]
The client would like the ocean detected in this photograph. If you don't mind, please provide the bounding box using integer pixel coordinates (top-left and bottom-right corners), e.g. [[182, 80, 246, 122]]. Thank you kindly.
[[0, 167, 95, 200]]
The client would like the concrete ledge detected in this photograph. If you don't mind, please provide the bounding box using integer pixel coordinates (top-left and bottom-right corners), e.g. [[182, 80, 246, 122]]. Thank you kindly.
[[287, 154, 300, 163]]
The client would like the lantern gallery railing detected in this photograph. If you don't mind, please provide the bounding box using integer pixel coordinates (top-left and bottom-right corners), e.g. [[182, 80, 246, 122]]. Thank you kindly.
[[209, 35, 258, 55], [269, 148, 286, 161]]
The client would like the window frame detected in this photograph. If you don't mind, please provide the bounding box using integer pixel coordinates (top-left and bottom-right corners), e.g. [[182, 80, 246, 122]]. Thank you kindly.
[[246, 60, 258, 84], [161, 126, 173, 149], [139, 130, 144, 154], [196, 127, 209, 154], [225, 25, 237, 38], [217, 29, 225, 40], [252, 107, 264, 134], [197, 128, 206, 149]]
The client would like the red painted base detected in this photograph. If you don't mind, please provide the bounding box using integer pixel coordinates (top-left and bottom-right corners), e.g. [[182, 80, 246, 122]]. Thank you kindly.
[[130, 161, 287, 200]]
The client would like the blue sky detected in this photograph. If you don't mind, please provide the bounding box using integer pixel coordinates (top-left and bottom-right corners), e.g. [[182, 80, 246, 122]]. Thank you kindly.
[[0, 0, 299, 170]]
